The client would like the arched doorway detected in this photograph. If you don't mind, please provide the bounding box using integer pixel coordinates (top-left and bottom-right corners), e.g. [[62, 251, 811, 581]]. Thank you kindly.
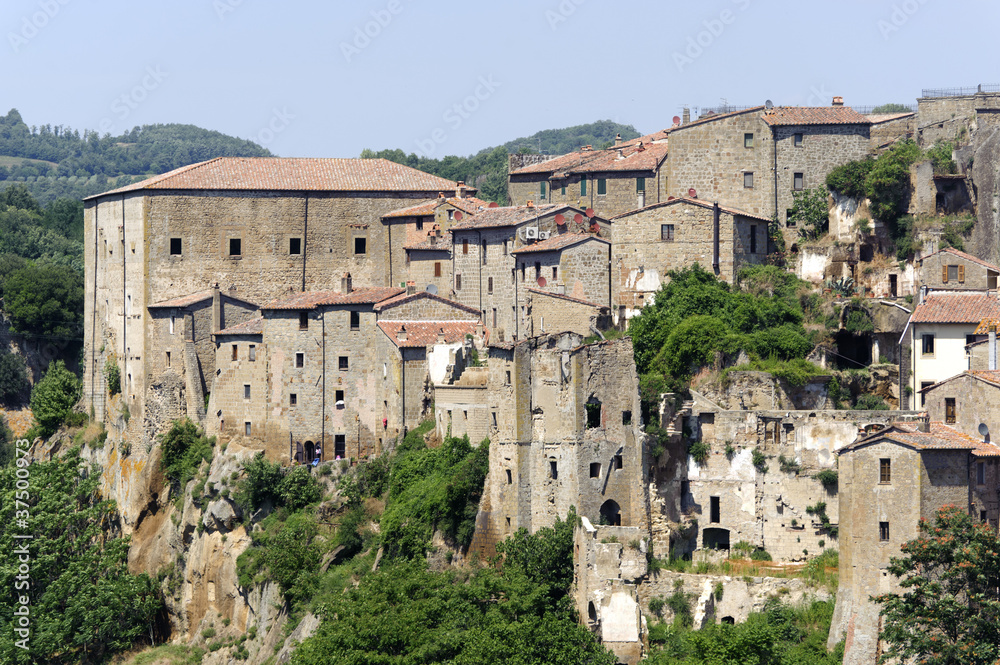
[[304, 441, 316, 463], [600, 500, 622, 526], [703, 527, 730, 550]]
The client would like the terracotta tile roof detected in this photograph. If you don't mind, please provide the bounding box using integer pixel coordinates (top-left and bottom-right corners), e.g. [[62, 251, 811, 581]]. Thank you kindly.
[[512, 232, 609, 254], [148, 290, 214, 309], [568, 141, 668, 174], [404, 231, 452, 251], [842, 421, 982, 453], [919, 247, 1000, 273], [610, 196, 772, 223], [761, 106, 870, 126], [88, 157, 462, 199], [527, 288, 604, 308], [373, 291, 480, 316], [377, 321, 480, 348], [669, 106, 766, 132], [910, 292, 1000, 324], [867, 112, 916, 124], [263, 287, 403, 310], [451, 204, 559, 230], [382, 196, 492, 219], [920, 370, 1000, 394], [510, 151, 604, 175], [215, 317, 264, 336]]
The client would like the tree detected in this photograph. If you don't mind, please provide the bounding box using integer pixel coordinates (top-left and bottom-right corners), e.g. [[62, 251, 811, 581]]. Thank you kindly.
[[789, 187, 830, 241], [29, 359, 80, 437], [872, 103, 913, 114], [3, 262, 83, 338], [875, 505, 1000, 665], [0, 350, 29, 402]]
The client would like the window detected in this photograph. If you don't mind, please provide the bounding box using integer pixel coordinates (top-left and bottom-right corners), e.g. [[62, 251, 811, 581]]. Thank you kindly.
[[249, 344, 256, 361], [520, 263, 525, 281], [170, 316, 175, 334], [290, 393, 297, 406], [350, 311, 360, 330], [244, 384, 251, 400], [339, 356, 349, 371], [560, 183, 566, 195], [920, 381, 933, 406], [622, 410, 632, 425], [229, 238, 242, 256], [922, 334, 935, 356], [793, 172, 804, 191], [981, 510, 988, 522], [580, 178, 587, 196], [744, 172, 754, 188], [534, 261, 541, 278], [505, 370, 511, 385], [614, 454, 624, 470], [354, 237, 367, 255], [416, 220, 423, 231], [945, 397, 956, 423], [944, 264, 965, 283], [492, 307, 497, 327], [744, 132, 754, 148], [295, 352, 304, 368], [549, 460, 558, 479], [750, 225, 757, 254], [597, 178, 607, 195], [335, 389, 344, 403], [710, 496, 721, 523], [462, 239, 469, 255], [794, 133, 803, 147], [552, 266, 558, 280], [491, 412, 497, 427], [334, 435, 346, 458], [585, 401, 601, 428], [636, 177, 645, 192], [590, 462, 601, 478], [299, 312, 308, 330], [506, 469, 512, 484], [231, 344, 238, 361], [880, 458, 891, 484], [289, 237, 302, 255], [165, 351, 171, 368], [977, 461, 986, 485], [455, 273, 462, 290], [244, 421, 252, 437], [481, 239, 487, 265], [170, 237, 182, 255], [661, 224, 675, 242], [879, 521, 890, 542], [540, 182, 547, 199], [786, 208, 796, 227]]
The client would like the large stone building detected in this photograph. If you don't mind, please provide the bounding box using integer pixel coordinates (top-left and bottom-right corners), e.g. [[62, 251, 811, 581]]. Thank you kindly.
[[82, 157, 467, 438]]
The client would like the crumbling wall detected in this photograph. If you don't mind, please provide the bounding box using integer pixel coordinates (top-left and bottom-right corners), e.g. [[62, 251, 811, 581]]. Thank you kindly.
[[970, 126, 1000, 266]]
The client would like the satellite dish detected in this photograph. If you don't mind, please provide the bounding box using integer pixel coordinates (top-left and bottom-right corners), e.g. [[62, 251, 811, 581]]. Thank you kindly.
[[688, 188, 697, 198], [454, 211, 463, 221], [537, 276, 547, 287], [488, 201, 499, 208], [979, 423, 990, 439], [672, 115, 681, 125], [573, 213, 583, 224], [667, 195, 675, 201], [426, 284, 438, 295], [585, 208, 594, 217], [554, 213, 565, 225], [765, 99, 774, 110]]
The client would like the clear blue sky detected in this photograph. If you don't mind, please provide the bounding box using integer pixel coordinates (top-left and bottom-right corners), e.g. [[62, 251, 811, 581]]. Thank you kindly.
[[3, 0, 997, 159]]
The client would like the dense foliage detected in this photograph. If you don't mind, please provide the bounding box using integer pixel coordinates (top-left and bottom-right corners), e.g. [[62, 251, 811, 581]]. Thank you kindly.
[[0, 348, 29, 402], [876, 506, 1000, 665], [4, 261, 83, 338], [159, 419, 215, 491], [0, 448, 162, 663], [361, 120, 640, 204], [789, 187, 831, 241], [28, 360, 81, 437]]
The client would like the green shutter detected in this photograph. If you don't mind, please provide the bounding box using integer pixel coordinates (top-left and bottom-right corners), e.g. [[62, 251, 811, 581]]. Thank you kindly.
[[597, 179, 606, 195], [580, 179, 587, 196], [636, 177, 645, 193], [540, 182, 546, 198]]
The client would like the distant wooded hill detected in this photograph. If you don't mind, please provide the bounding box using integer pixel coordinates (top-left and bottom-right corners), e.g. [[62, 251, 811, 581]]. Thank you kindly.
[[0, 108, 271, 205], [360, 120, 641, 204]]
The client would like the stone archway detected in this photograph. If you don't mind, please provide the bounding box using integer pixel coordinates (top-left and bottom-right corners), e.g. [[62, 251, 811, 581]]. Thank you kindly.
[[600, 499, 622, 526]]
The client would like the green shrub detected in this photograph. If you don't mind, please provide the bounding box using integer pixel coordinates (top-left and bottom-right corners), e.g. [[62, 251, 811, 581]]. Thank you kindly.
[[688, 440, 710, 464], [789, 187, 830, 240], [844, 309, 874, 334], [778, 455, 801, 474], [233, 454, 283, 515], [104, 357, 121, 395], [160, 419, 214, 490], [278, 465, 321, 511], [751, 448, 768, 473], [750, 547, 772, 561], [927, 140, 956, 174], [648, 597, 665, 617], [29, 359, 81, 437], [814, 469, 838, 489], [826, 158, 873, 198], [0, 350, 29, 402], [853, 394, 890, 410]]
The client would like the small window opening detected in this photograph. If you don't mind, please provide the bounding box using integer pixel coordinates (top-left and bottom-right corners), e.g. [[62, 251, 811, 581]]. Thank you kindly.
[[165, 351, 171, 368], [170, 238, 182, 255], [244, 384, 251, 400], [229, 238, 241, 256], [506, 469, 512, 484], [880, 458, 891, 483], [231, 344, 238, 361], [299, 312, 308, 330], [290, 393, 297, 406], [590, 462, 601, 478], [614, 454, 623, 470], [710, 496, 721, 523], [586, 401, 602, 428], [335, 389, 344, 403], [244, 421, 251, 436], [549, 460, 558, 480], [295, 352, 304, 368], [339, 356, 349, 371], [354, 237, 367, 255], [289, 237, 302, 255], [879, 521, 890, 541], [350, 311, 360, 330], [248, 344, 256, 361], [622, 410, 632, 425]]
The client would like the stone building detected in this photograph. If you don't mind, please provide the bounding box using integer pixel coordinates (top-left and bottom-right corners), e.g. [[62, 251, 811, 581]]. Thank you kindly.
[[448, 203, 610, 342], [917, 246, 1000, 291], [916, 87, 1000, 147], [524, 289, 610, 338], [508, 135, 669, 219], [610, 197, 769, 320], [829, 420, 1000, 664], [510, 232, 611, 307], [867, 112, 916, 150], [83, 157, 467, 439], [664, 104, 871, 243]]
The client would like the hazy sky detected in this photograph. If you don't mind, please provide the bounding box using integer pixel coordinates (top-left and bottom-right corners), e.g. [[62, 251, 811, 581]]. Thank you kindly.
[[4, 0, 997, 159]]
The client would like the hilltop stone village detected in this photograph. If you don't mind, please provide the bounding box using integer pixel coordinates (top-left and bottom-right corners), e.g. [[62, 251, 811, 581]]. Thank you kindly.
[[80, 86, 1000, 664]]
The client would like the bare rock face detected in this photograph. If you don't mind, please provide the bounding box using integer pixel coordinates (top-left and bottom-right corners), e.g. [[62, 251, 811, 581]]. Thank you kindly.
[[970, 126, 1000, 265], [203, 498, 242, 531]]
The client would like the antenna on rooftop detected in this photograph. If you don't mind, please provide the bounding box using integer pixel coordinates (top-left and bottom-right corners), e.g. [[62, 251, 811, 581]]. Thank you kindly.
[[979, 423, 990, 442], [426, 284, 438, 295], [765, 99, 774, 110]]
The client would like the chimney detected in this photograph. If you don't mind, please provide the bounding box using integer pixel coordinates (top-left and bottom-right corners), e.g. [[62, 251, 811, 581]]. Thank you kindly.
[[682, 107, 691, 124], [438, 192, 445, 198], [437, 327, 446, 344], [456, 181, 466, 198], [614, 133, 622, 146], [341, 272, 353, 294], [617, 149, 624, 159], [406, 280, 416, 295], [916, 415, 930, 433], [832, 96, 844, 106], [526, 200, 534, 208], [396, 325, 407, 342], [990, 330, 997, 370]]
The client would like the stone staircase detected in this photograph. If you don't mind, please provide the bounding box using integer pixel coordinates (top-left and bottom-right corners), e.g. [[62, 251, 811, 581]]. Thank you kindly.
[[664, 400, 694, 438]]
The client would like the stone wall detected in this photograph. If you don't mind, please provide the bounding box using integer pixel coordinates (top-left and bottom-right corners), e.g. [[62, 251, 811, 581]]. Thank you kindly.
[[526, 289, 607, 337], [435, 383, 489, 444], [405, 249, 452, 297], [918, 249, 997, 290], [917, 94, 979, 146], [508, 166, 668, 220], [869, 114, 915, 149], [375, 292, 480, 322]]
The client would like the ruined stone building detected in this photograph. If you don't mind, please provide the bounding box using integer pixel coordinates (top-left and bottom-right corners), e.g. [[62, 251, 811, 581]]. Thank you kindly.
[[916, 86, 1000, 147], [610, 197, 769, 320], [829, 420, 1000, 665]]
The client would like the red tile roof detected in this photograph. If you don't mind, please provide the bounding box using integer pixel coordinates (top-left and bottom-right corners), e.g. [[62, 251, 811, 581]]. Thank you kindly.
[[920, 370, 1000, 393], [669, 106, 766, 132], [761, 106, 870, 126], [568, 141, 668, 174], [910, 292, 1000, 324], [512, 233, 609, 254], [919, 247, 1000, 273], [377, 321, 480, 348], [404, 231, 452, 251], [263, 287, 403, 310], [88, 157, 462, 199], [148, 291, 214, 309], [510, 151, 604, 175], [373, 291, 480, 316], [215, 317, 264, 336], [526, 288, 604, 309], [842, 421, 982, 453], [610, 196, 772, 223], [382, 196, 492, 219], [450, 204, 560, 230]]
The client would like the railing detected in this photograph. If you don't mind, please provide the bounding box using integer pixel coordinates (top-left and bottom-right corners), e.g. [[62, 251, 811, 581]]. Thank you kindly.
[[853, 104, 916, 115], [697, 104, 757, 116], [921, 84, 1000, 98]]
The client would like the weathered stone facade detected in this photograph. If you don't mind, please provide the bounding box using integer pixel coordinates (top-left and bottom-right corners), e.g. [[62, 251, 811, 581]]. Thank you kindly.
[[917, 246, 1000, 290], [524, 289, 610, 338]]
